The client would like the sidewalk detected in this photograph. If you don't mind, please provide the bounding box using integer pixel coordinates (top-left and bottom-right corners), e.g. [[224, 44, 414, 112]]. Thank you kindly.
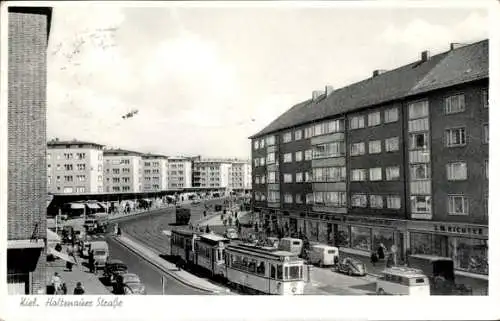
[[114, 233, 232, 295], [304, 265, 376, 295], [46, 252, 109, 295], [196, 211, 251, 226]]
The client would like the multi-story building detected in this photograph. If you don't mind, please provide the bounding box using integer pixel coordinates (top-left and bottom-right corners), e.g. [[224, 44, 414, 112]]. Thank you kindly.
[[250, 40, 488, 279], [46, 139, 104, 194], [167, 156, 192, 189], [192, 159, 233, 189], [229, 160, 252, 191], [6, 6, 52, 294], [142, 153, 169, 192], [103, 149, 143, 193]]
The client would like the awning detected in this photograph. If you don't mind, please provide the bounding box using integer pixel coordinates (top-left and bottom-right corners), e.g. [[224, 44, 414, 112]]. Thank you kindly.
[[47, 229, 61, 242], [47, 247, 76, 264], [69, 203, 85, 209], [86, 203, 100, 209]]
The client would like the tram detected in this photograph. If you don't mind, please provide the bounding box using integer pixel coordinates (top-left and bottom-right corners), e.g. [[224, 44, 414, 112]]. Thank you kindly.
[[223, 243, 307, 295], [194, 233, 230, 278], [170, 228, 199, 266]]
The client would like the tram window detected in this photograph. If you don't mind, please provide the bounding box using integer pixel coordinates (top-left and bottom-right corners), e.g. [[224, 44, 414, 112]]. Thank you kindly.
[[277, 265, 283, 280], [249, 259, 257, 273], [271, 265, 276, 278], [256, 261, 266, 275], [284, 266, 289, 280], [289, 266, 300, 279]]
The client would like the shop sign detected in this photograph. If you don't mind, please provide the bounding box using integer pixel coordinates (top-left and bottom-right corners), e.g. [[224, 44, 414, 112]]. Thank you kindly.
[[346, 216, 403, 227], [433, 224, 486, 237]]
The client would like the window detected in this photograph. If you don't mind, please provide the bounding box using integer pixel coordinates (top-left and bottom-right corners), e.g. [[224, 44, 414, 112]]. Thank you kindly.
[[304, 127, 314, 139], [369, 168, 382, 181], [254, 159, 259, 167], [296, 194, 302, 204], [295, 130, 302, 140], [370, 195, 383, 208], [351, 169, 366, 181], [387, 196, 401, 209], [76, 153, 86, 160], [446, 128, 466, 147], [313, 167, 346, 182], [313, 142, 345, 159], [283, 153, 292, 163], [266, 152, 275, 164], [284, 193, 293, 204], [447, 162, 467, 181], [411, 195, 432, 213], [410, 164, 430, 180], [368, 111, 381, 127], [268, 191, 280, 203], [283, 173, 293, 183], [47, 176, 52, 185], [482, 89, 488, 108], [408, 100, 429, 119], [313, 120, 344, 136], [64, 164, 73, 171], [483, 124, 489, 144], [267, 171, 276, 183], [368, 140, 381, 154], [350, 142, 365, 156], [386, 166, 400, 180], [76, 175, 85, 182], [445, 94, 465, 114], [385, 137, 399, 152], [260, 157, 265, 166], [112, 168, 120, 174], [259, 139, 265, 148], [296, 172, 303, 183], [304, 149, 312, 160], [304, 171, 311, 182], [409, 133, 428, 150], [63, 187, 73, 194], [47, 153, 51, 160], [64, 175, 73, 182], [384, 108, 399, 123], [485, 160, 488, 179], [351, 194, 367, 207], [448, 195, 469, 215], [314, 191, 346, 207], [306, 193, 314, 204], [283, 132, 292, 143], [266, 135, 276, 146], [350, 116, 365, 129], [295, 151, 303, 162], [254, 141, 259, 150], [77, 164, 86, 171], [76, 187, 85, 193]]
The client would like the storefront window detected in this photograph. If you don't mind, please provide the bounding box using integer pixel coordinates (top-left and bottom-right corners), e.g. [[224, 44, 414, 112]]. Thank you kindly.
[[410, 233, 447, 257], [449, 237, 488, 275], [351, 226, 371, 251], [372, 229, 395, 252], [336, 225, 350, 247]]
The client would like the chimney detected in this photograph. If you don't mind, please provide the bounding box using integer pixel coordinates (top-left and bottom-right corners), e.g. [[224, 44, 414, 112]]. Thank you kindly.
[[312, 90, 325, 101], [421, 50, 430, 62], [450, 42, 466, 51], [372, 69, 387, 78], [325, 85, 334, 97]]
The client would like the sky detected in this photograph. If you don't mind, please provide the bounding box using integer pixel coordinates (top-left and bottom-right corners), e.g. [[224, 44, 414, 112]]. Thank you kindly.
[[47, 3, 489, 159]]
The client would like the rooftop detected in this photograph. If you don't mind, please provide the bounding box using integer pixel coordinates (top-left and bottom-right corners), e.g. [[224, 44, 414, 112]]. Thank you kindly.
[[103, 148, 143, 156], [47, 139, 104, 148], [250, 39, 488, 139]]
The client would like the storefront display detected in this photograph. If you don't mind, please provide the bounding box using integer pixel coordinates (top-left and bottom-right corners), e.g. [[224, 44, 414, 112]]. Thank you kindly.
[[336, 224, 350, 247], [410, 232, 447, 257], [318, 222, 328, 243], [351, 226, 371, 251], [449, 237, 488, 275]]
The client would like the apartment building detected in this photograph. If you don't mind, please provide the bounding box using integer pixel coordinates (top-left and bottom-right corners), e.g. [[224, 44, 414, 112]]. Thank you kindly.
[[167, 156, 192, 189], [250, 40, 488, 277], [193, 159, 232, 189], [142, 153, 169, 191], [229, 160, 252, 191], [7, 7, 52, 294], [47, 139, 104, 194], [103, 149, 143, 193]]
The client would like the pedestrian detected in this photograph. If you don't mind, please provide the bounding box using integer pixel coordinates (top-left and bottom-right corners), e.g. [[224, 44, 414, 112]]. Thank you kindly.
[[66, 259, 73, 272], [377, 243, 386, 260], [73, 282, 85, 295], [228, 216, 232, 226], [51, 272, 62, 294], [203, 210, 207, 218], [61, 283, 68, 295], [205, 225, 210, 233], [55, 243, 62, 252], [370, 251, 379, 266]]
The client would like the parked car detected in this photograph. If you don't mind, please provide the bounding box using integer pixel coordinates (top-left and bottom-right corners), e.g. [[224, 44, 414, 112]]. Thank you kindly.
[[103, 259, 128, 284], [123, 283, 146, 295], [336, 257, 367, 276], [113, 273, 143, 294], [224, 228, 239, 240]]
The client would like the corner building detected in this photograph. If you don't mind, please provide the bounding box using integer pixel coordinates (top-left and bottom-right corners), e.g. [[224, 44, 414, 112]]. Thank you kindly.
[[250, 41, 488, 281]]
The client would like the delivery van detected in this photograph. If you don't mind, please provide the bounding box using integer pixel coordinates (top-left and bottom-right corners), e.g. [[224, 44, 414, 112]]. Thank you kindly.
[[308, 244, 339, 267]]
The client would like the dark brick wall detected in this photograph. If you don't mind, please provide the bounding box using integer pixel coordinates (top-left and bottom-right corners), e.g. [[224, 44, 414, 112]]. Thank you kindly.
[[251, 139, 267, 207], [8, 10, 48, 294], [347, 103, 407, 218], [427, 80, 489, 224]]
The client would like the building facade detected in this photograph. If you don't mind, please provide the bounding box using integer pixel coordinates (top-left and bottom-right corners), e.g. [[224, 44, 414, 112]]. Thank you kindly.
[[250, 41, 488, 278], [192, 159, 232, 189], [47, 140, 104, 194], [167, 156, 192, 189], [7, 7, 52, 294], [103, 149, 143, 193], [141, 153, 169, 192], [229, 160, 252, 191]]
